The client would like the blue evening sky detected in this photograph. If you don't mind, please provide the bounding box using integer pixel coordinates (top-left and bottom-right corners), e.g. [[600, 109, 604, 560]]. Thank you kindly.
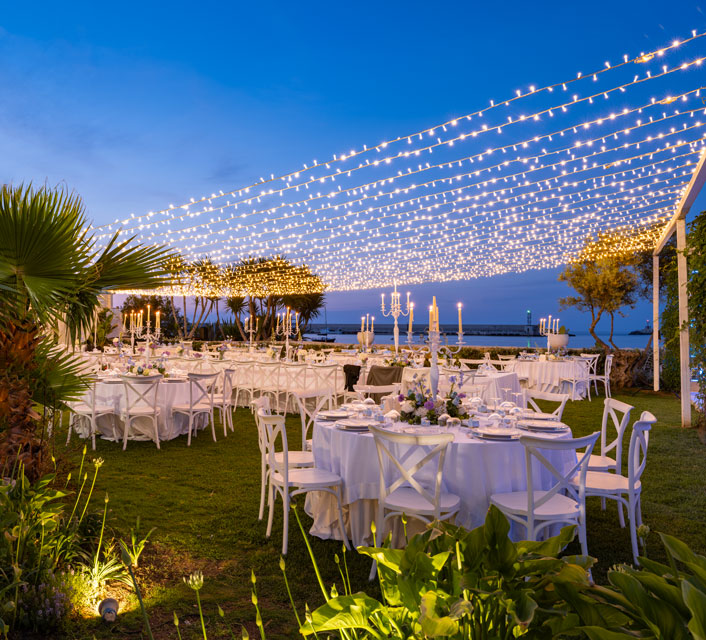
[[1, 1, 705, 333]]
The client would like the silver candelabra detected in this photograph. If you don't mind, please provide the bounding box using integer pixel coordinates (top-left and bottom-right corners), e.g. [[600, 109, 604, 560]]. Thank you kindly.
[[380, 282, 411, 353], [244, 315, 259, 352], [275, 308, 298, 359]]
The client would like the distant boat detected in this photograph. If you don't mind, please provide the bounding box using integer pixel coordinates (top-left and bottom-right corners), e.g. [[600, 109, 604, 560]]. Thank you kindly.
[[629, 321, 652, 336]]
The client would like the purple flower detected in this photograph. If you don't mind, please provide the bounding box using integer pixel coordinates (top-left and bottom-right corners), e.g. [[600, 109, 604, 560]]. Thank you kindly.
[[424, 399, 435, 411], [458, 392, 467, 399], [397, 394, 405, 401]]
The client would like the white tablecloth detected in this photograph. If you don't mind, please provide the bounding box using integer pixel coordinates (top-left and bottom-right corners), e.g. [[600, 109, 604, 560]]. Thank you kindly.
[[306, 420, 575, 546], [401, 368, 522, 404], [74, 377, 204, 442], [505, 359, 588, 398]]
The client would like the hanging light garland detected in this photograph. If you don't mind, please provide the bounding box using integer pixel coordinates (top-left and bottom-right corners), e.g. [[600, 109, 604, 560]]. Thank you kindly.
[[102, 28, 706, 292]]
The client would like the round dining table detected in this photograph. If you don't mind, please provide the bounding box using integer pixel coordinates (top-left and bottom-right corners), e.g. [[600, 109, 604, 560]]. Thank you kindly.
[[305, 417, 575, 546], [73, 374, 205, 443], [505, 358, 589, 398]]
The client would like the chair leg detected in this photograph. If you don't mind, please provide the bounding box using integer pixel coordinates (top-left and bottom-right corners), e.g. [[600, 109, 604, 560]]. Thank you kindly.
[[187, 414, 193, 446], [258, 458, 267, 521], [578, 516, 589, 556], [282, 491, 290, 555], [617, 499, 626, 528], [266, 484, 275, 538], [122, 417, 130, 451], [635, 495, 643, 527], [66, 415, 73, 445], [90, 417, 97, 451], [210, 410, 217, 442], [628, 495, 639, 565], [601, 496, 606, 511], [154, 416, 161, 450]]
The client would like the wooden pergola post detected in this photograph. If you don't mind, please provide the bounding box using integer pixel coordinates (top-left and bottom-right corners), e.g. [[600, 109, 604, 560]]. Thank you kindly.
[[652, 148, 706, 427]]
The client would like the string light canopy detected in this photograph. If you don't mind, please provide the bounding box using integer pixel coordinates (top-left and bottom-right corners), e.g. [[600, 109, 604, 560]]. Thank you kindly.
[[104, 28, 706, 292], [118, 256, 326, 298]]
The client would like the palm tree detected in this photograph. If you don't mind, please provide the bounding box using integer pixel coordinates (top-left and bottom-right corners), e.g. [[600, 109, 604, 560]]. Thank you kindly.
[[0, 184, 171, 477]]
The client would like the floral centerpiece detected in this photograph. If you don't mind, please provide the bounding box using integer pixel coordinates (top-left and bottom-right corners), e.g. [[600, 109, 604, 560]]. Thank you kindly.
[[266, 346, 277, 359], [398, 374, 468, 425], [217, 343, 228, 360], [383, 354, 409, 368], [127, 360, 167, 377]]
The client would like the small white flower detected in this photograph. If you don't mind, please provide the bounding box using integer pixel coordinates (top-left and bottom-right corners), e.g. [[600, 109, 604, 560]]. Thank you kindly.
[[400, 401, 414, 413]]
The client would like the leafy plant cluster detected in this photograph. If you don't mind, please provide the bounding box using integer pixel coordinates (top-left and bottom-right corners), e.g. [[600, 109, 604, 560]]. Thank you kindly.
[[0, 450, 153, 637]]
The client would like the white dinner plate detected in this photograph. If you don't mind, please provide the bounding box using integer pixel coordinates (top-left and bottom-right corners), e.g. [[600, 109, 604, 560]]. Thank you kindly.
[[336, 419, 372, 431], [520, 410, 558, 421], [473, 425, 521, 441], [318, 410, 350, 420], [518, 420, 569, 432]]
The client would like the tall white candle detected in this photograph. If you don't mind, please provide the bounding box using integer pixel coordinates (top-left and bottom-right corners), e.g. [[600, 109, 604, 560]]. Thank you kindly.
[[361, 316, 364, 332], [371, 316, 374, 332], [408, 303, 414, 332], [381, 293, 385, 310], [457, 303, 463, 334], [366, 314, 369, 332]]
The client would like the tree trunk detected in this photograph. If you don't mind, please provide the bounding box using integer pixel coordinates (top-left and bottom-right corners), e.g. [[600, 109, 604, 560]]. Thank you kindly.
[[589, 309, 610, 350], [182, 295, 188, 338], [169, 297, 184, 340], [215, 299, 225, 340], [608, 312, 620, 351], [0, 320, 45, 480]]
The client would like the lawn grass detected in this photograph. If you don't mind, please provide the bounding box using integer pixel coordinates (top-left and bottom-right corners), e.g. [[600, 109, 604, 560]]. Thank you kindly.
[[54, 389, 705, 639]]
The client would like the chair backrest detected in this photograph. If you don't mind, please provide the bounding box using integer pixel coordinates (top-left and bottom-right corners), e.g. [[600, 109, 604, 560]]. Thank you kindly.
[[525, 389, 570, 419], [309, 363, 338, 393], [627, 411, 657, 490], [281, 362, 307, 391], [580, 353, 600, 377], [253, 403, 272, 455], [497, 354, 516, 361], [258, 361, 281, 388], [259, 410, 290, 480], [600, 397, 634, 469], [223, 368, 236, 400], [604, 354, 614, 377], [232, 360, 255, 388], [521, 431, 600, 518], [119, 374, 162, 413], [369, 425, 454, 520], [186, 372, 219, 409]]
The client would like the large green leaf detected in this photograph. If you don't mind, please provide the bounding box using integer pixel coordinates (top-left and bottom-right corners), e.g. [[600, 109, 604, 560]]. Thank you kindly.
[[581, 626, 649, 639], [299, 593, 385, 636], [682, 580, 706, 640], [418, 591, 459, 637]]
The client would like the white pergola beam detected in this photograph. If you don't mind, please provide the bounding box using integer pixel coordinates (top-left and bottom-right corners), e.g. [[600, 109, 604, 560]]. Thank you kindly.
[[653, 148, 706, 255]]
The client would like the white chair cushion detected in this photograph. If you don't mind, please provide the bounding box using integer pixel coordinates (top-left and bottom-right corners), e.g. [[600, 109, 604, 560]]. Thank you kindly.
[[382, 486, 460, 516], [271, 467, 342, 488], [172, 401, 212, 412], [490, 491, 579, 519], [577, 452, 615, 471], [123, 407, 160, 415], [577, 471, 636, 493], [72, 403, 115, 415], [273, 450, 314, 468]]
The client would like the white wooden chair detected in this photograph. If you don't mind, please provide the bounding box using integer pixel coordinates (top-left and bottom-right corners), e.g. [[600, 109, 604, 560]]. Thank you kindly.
[[576, 412, 656, 564], [280, 362, 308, 414], [255, 361, 282, 412], [215, 369, 236, 436], [578, 398, 633, 473], [119, 374, 162, 450], [525, 389, 570, 420], [261, 411, 347, 554], [490, 431, 600, 555], [580, 354, 601, 401], [66, 378, 117, 450], [232, 360, 256, 409], [369, 425, 461, 579], [559, 358, 590, 401], [293, 364, 339, 451], [253, 406, 314, 521], [172, 372, 218, 446], [590, 354, 613, 398]]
